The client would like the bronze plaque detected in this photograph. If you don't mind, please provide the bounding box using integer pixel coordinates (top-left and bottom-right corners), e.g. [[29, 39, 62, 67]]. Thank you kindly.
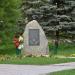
[[29, 29, 40, 46]]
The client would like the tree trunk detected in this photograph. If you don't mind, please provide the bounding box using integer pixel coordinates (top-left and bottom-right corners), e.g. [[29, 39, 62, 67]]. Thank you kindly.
[[54, 30, 59, 54]]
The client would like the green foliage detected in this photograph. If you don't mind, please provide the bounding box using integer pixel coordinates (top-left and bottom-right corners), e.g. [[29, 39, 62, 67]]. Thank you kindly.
[[22, 0, 75, 38], [0, 0, 22, 48], [49, 42, 75, 55], [0, 45, 15, 55], [0, 0, 21, 31]]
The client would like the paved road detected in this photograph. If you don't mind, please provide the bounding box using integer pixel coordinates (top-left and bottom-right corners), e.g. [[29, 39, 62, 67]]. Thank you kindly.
[[0, 62, 75, 75]]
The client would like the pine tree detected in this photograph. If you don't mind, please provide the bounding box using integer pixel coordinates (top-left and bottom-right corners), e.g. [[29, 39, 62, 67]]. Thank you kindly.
[[22, 0, 75, 38], [21, 0, 75, 54]]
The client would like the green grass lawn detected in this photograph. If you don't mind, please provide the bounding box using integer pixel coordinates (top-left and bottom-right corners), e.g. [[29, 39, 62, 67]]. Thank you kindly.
[[0, 42, 75, 56], [48, 69, 75, 75], [0, 40, 75, 65], [0, 56, 75, 65], [49, 43, 75, 56]]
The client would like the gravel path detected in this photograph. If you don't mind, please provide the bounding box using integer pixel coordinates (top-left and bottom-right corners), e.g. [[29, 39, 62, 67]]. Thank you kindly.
[[0, 62, 75, 75]]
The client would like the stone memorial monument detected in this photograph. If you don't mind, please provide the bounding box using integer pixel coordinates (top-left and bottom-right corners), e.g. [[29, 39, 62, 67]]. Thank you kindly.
[[23, 20, 49, 56]]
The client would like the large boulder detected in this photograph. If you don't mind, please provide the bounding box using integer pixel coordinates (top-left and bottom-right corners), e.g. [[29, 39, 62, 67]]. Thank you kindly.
[[23, 20, 49, 56]]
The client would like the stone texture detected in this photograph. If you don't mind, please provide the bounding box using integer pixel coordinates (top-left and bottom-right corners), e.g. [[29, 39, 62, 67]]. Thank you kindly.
[[23, 20, 49, 56]]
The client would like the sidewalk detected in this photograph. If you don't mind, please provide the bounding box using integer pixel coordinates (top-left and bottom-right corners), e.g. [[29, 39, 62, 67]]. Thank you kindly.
[[0, 62, 75, 75]]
